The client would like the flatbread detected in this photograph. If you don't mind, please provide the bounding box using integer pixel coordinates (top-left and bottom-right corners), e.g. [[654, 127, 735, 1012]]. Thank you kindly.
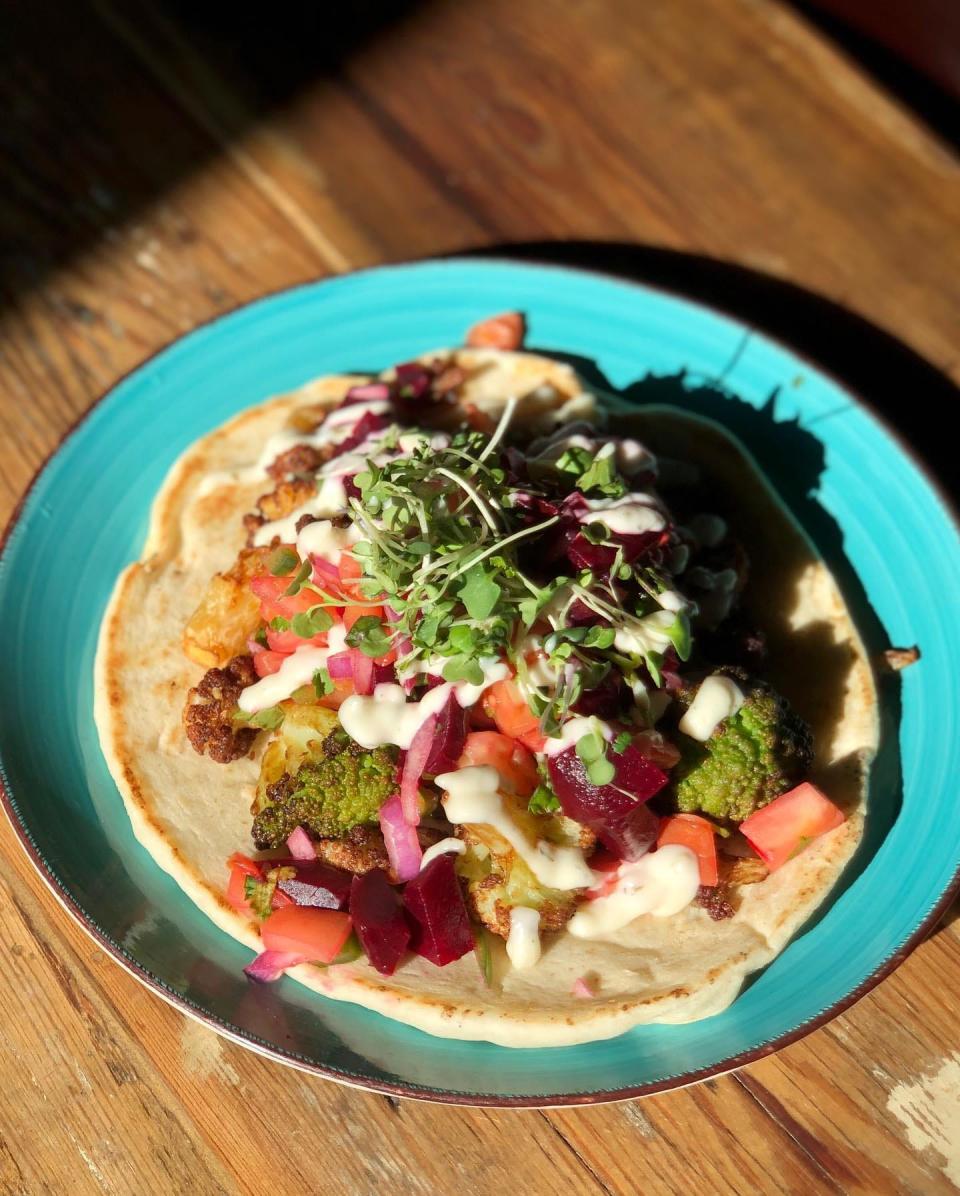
[[94, 349, 877, 1047]]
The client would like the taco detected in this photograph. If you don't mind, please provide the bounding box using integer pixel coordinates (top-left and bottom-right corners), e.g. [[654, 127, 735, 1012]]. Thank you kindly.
[[95, 312, 877, 1047]]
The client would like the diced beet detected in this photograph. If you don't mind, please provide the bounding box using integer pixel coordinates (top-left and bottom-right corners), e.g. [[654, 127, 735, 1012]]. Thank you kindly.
[[343, 474, 362, 501], [372, 660, 397, 686], [334, 410, 390, 456], [548, 745, 667, 860], [393, 361, 434, 400], [566, 529, 667, 572], [424, 689, 469, 775], [571, 672, 624, 718], [403, 854, 475, 966], [566, 598, 610, 628], [276, 861, 353, 910], [350, 869, 411, 976]]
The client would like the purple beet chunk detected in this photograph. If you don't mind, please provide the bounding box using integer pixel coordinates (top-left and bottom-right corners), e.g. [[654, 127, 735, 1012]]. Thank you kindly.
[[276, 861, 353, 910], [350, 869, 411, 976], [424, 689, 469, 775], [403, 854, 475, 966], [548, 745, 667, 860], [393, 361, 434, 400], [571, 672, 624, 718], [334, 410, 390, 456], [566, 529, 664, 571]]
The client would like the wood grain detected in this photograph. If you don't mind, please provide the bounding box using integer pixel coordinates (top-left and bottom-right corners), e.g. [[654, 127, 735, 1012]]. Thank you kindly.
[[1, 0, 959, 1192]]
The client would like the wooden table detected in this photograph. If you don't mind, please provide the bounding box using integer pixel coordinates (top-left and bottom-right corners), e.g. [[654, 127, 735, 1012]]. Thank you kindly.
[[2, 1, 959, 1191]]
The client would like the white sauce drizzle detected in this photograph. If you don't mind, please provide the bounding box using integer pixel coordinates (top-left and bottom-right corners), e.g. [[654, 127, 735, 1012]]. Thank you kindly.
[[612, 608, 678, 657], [419, 838, 466, 870], [237, 624, 348, 714], [506, 907, 542, 970], [543, 715, 613, 758], [678, 673, 745, 742], [252, 475, 349, 546], [657, 589, 687, 612], [583, 493, 666, 536], [437, 766, 595, 890], [567, 845, 700, 938], [295, 518, 362, 564], [338, 660, 510, 751]]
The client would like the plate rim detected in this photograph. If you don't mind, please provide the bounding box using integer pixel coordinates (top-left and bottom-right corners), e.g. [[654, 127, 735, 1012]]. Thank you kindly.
[[1, 252, 958, 1107]]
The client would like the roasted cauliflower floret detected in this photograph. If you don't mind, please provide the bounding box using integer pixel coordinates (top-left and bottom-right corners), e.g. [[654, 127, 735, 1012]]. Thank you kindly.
[[183, 654, 259, 763], [252, 726, 398, 849], [265, 443, 326, 479], [182, 546, 271, 668], [314, 825, 391, 875], [256, 477, 316, 523], [455, 796, 589, 939], [671, 670, 813, 823]]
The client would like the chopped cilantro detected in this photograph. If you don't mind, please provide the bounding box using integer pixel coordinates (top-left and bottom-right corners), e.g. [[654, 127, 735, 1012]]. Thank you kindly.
[[268, 546, 298, 576]]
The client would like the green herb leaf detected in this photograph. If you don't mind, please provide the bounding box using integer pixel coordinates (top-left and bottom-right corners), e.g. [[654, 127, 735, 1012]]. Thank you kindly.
[[459, 565, 502, 621], [576, 725, 615, 786], [442, 655, 483, 686], [283, 557, 313, 596], [662, 611, 692, 662], [528, 784, 561, 815], [612, 731, 633, 754], [345, 615, 393, 658], [313, 668, 334, 698], [254, 626, 269, 648], [268, 546, 298, 576], [269, 616, 290, 632], [583, 626, 615, 649], [248, 706, 285, 731], [291, 605, 334, 638], [577, 451, 627, 498]]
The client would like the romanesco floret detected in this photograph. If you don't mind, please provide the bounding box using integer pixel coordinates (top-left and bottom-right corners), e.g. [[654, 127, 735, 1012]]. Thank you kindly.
[[251, 729, 398, 848], [671, 672, 813, 823]]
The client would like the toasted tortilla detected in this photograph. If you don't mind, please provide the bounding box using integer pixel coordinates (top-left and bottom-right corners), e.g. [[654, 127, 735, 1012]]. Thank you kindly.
[[94, 348, 877, 1048]]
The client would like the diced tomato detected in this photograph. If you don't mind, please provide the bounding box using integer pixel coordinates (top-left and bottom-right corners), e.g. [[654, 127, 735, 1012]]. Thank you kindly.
[[483, 678, 546, 752], [658, 814, 718, 886], [343, 603, 383, 633], [317, 675, 355, 710], [225, 854, 263, 913], [227, 852, 264, 879], [458, 731, 538, 798], [260, 906, 353, 964], [466, 311, 526, 350], [740, 782, 845, 872], [226, 865, 252, 911], [250, 572, 323, 622], [266, 626, 328, 653], [252, 649, 288, 678], [337, 551, 367, 601]]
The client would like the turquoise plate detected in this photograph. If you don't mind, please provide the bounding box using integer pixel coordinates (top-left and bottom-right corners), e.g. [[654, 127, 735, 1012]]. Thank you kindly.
[[2, 259, 958, 1106]]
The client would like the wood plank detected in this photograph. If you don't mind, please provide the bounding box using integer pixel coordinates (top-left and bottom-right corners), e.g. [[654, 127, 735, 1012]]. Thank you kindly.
[[0, 820, 237, 1196], [1, 0, 959, 1191], [549, 1077, 845, 1195], [0, 823, 605, 1196]]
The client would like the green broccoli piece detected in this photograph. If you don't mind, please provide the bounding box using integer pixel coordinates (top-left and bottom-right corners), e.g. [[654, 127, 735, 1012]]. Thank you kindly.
[[670, 672, 813, 824], [251, 728, 398, 849]]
